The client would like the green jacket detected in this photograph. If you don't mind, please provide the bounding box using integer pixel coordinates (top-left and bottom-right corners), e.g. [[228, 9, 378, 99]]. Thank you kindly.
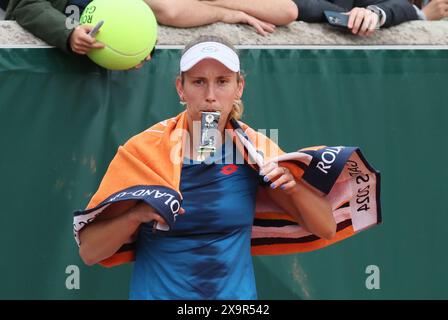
[[6, 0, 73, 52]]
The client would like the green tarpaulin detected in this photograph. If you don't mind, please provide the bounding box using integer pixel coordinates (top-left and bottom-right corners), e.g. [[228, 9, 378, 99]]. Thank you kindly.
[[0, 48, 447, 299]]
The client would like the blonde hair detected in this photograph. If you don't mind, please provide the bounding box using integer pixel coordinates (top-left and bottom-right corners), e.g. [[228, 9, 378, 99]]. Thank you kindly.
[[230, 95, 244, 121], [179, 35, 245, 121]]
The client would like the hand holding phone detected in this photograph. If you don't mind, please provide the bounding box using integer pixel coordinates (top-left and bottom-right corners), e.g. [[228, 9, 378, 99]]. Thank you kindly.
[[324, 11, 349, 28]]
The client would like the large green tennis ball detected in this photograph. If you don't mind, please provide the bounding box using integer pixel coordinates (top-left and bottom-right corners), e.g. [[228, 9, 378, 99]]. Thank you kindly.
[[80, 0, 157, 70]]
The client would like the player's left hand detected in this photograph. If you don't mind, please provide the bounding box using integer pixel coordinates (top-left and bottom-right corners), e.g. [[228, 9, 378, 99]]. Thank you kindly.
[[260, 162, 298, 194]]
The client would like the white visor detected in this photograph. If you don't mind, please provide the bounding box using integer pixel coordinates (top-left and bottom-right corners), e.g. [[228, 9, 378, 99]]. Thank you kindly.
[[180, 41, 240, 72]]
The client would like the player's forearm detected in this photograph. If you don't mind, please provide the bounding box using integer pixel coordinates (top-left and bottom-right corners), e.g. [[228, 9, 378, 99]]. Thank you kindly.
[[205, 0, 298, 25], [78, 211, 140, 266], [267, 180, 336, 240], [289, 181, 336, 240]]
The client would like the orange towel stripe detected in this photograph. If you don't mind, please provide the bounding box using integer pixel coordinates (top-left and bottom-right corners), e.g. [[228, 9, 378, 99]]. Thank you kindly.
[[251, 225, 355, 255]]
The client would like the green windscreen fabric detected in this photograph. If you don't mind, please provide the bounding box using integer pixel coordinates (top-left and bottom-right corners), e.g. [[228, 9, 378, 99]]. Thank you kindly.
[[0, 48, 447, 299]]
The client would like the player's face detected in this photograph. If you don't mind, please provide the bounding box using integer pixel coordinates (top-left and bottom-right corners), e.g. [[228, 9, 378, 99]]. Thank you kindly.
[[176, 59, 244, 133]]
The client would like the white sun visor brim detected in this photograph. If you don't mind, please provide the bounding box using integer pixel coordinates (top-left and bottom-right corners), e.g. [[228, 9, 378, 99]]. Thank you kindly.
[[180, 41, 240, 73]]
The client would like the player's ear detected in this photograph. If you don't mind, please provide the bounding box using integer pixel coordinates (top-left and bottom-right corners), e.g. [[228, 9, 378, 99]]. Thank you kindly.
[[176, 75, 186, 103]]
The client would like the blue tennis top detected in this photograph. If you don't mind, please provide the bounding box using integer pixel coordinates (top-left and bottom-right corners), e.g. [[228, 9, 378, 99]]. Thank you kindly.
[[129, 144, 261, 299]]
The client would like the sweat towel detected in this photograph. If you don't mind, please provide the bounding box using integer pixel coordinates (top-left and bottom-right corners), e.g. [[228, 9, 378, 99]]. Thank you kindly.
[[73, 111, 381, 267]]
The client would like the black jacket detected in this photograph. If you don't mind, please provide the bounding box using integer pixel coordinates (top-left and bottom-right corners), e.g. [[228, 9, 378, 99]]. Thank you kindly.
[[6, 0, 91, 52], [293, 0, 418, 27]]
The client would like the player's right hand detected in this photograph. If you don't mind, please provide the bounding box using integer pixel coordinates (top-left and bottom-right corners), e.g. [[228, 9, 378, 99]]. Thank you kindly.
[[128, 201, 186, 226]]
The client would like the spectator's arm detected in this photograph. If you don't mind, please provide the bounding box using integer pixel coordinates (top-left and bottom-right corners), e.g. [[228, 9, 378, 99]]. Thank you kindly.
[[8, 0, 73, 52], [201, 0, 298, 25], [146, 0, 239, 26], [292, 0, 348, 22], [356, 0, 418, 27], [145, 0, 277, 35], [421, 0, 448, 21]]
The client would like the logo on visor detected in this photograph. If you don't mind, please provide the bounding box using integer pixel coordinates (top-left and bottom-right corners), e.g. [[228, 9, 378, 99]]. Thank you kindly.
[[201, 46, 219, 53]]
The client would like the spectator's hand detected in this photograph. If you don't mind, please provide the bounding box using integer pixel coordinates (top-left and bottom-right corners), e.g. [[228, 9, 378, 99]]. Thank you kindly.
[[346, 7, 379, 36], [133, 53, 152, 70], [220, 9, 276, 36], [260, 162, 298, 194], [422, 0, 448, 20], [69, 25, 105, 55]]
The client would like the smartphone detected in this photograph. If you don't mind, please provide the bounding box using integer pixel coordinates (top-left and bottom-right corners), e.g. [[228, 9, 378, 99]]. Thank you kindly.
[[88, 20, 104, 37], [324, 11, 349, 29]]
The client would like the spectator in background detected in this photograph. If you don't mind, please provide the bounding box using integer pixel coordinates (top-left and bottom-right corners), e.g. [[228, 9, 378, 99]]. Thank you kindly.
[[5, 0, 104, 54], [412, 0, 448, 20], [291, 0, 443, 36], [5, 0, 298, 56], [0, 0, 9, 19], [145, 0, 298, 36]]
